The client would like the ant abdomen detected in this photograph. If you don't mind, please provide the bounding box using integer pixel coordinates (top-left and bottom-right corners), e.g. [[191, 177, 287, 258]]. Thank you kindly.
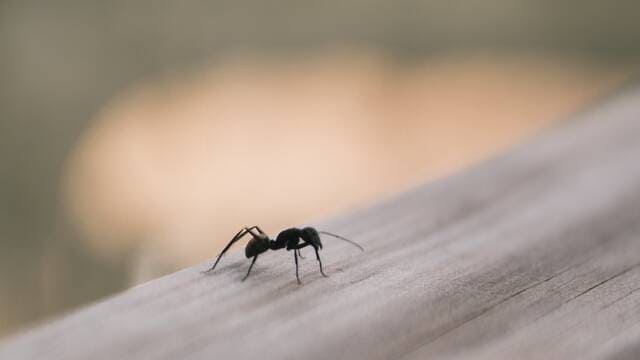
[[245, 237, 269, 258]]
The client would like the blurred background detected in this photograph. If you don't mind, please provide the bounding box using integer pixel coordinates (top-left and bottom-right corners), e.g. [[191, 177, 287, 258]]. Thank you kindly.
[[0, 0, 638, 338]]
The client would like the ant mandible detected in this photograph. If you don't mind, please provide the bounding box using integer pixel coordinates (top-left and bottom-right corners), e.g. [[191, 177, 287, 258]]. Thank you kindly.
[[203, 226, 363, 284]]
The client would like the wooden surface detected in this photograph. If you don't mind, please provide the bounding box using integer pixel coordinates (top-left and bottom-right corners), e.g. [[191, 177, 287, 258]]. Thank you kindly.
[[3, 87, 640, 360]]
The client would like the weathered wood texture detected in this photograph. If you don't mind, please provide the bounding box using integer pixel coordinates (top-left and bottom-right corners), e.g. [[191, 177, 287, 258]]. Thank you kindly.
[[3, 87, 640, 360]]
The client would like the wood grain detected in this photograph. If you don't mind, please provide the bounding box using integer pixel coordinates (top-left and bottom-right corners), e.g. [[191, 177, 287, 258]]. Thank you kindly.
[[3, 85, 640, 360]]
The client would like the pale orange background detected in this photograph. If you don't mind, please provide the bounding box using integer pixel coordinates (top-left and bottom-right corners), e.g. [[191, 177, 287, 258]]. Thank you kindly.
[[63, 52, 631, 282]]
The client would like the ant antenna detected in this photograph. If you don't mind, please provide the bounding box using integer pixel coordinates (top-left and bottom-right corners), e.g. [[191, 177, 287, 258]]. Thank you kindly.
[[318, 231, 364, 251]]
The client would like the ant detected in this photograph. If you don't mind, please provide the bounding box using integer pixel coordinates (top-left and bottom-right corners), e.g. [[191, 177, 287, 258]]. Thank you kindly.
[[203, 226, 363, 284]]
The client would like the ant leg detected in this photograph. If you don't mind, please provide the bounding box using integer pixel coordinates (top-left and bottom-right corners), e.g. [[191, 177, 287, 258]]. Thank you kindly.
[[294, 250, 302, 284], [314, 247, 328, 277], [242, 255, 259, 281], [203, 227, 253, 273], [243, 226, 264, 238], [294, 241, 323, 277], [243, 226, 264, 235], [252, 226, 267, 235], [292, 242, 310, 259]]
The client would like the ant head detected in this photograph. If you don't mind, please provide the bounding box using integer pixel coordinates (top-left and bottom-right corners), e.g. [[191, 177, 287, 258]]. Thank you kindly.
[[301, 227, 323, 249]]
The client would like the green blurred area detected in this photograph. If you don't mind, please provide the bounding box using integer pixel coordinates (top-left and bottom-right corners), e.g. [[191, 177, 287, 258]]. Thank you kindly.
[[0, 0, 638, 338]]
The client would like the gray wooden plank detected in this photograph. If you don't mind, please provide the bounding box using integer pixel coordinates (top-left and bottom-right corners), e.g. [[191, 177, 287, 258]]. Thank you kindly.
[[3, 86, 640, 360]]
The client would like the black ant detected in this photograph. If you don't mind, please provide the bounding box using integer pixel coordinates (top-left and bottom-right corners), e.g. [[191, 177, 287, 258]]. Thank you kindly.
[[203, 226, 363, 284]]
